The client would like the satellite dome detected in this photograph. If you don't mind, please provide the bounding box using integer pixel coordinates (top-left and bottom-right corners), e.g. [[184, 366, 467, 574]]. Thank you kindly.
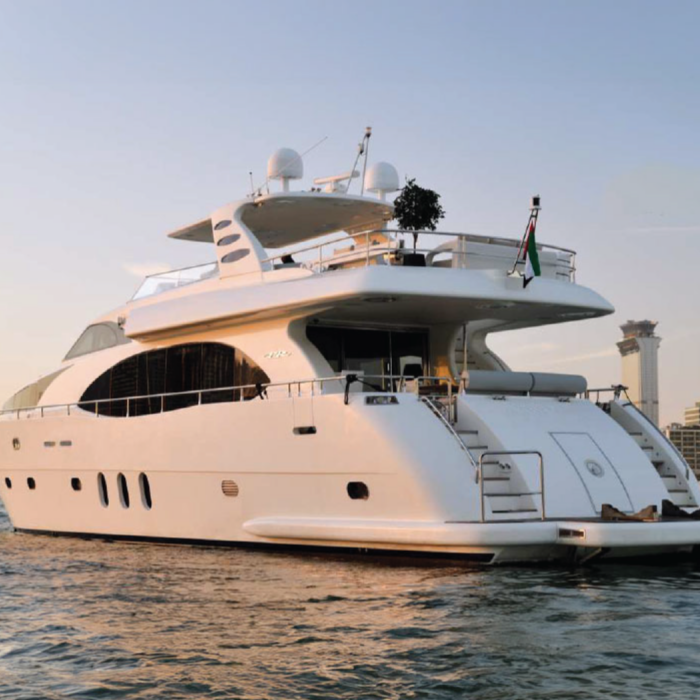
[[365, 162, 399, 199], [267, 148, 303, 181]]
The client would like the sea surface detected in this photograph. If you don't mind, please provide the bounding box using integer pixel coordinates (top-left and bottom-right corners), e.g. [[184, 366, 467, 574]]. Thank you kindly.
[[1, 503, 700, 700]]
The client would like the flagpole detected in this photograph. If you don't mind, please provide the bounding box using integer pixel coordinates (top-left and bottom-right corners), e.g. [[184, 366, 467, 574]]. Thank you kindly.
[[510, 196, 541, 276]]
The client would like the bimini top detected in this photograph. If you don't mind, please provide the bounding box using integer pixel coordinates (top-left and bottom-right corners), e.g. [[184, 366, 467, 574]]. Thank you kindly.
[[167, 191, 394, 249]]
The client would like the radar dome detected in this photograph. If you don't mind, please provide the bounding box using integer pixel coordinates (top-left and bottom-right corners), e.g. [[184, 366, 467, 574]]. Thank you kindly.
[[365, 162, 399, 199], [267, 148, 303, 181]]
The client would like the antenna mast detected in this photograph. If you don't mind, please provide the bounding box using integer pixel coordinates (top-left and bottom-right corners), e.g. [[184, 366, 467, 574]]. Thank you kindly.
[[347, 126, 372, 195]]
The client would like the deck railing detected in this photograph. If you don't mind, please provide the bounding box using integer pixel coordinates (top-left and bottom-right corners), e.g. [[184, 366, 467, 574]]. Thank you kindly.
[[0, 374, 456, 421], [127, 229, 577, 303], [131, 262, 218, 301], [261, 228, 577, 282]]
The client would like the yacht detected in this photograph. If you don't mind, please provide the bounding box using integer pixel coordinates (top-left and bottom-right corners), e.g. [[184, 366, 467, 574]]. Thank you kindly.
[[2, 137, 700, 564]]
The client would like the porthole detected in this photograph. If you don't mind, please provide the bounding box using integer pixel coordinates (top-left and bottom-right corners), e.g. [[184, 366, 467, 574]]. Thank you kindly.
[[214, 219, 232, 231], [347, 482, 369, 500], [139, 473, 152, 510], [117, 472, 130, 508], [12, 438, 20, 451], [221, 249, 250, 264], [4, 477, 11, 489], [221, 480, 239, 497], [98, 472, 109, 507], [27, 477, 36, 490], [71, 477, 82, 492], [217, 233, 241, 247]]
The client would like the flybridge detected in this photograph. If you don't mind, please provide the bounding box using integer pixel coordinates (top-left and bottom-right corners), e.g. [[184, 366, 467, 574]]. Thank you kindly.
[[167, 191, 394, 247], [127, 134, 582, 310], [167, 137, 399, 247]]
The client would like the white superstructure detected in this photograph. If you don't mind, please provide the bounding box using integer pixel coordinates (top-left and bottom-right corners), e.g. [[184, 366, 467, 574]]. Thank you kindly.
[[2, 136, 700, 564]]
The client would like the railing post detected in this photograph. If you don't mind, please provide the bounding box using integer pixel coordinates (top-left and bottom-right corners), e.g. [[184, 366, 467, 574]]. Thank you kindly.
[[448, 382, 454, 423], [366, 231, 370, 267], [539, 453, 546, 520], [478, 456, 485, 523]]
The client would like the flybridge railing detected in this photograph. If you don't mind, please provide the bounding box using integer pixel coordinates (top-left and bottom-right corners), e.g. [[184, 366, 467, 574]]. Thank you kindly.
[[261, 229, 577, 282], [128, 229, 576, 303], [0, 374, 457, 421], [131, 262, 218, 301]]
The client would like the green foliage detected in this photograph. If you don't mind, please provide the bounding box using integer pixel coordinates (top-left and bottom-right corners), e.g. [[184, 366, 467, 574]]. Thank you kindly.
[[393, 178, 445, 250]]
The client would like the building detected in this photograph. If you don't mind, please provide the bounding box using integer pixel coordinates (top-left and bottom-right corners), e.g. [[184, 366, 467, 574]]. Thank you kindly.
[[617, 320, 661, 426], [665, 423, 700, 478], [685, 402, 700, 427]]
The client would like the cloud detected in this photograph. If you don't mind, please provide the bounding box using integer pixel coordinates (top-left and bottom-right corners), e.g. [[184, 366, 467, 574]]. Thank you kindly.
[[506, 341, 561, 355], [518, 346, 618, 370], [543, 347, 618, 366], [123, 262, 171, 278], [603, 164, 700, 231], [620, 225, 700, 234]]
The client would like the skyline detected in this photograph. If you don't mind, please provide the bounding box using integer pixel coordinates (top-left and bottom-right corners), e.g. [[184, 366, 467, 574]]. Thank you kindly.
[[1, 0, 699, 425]]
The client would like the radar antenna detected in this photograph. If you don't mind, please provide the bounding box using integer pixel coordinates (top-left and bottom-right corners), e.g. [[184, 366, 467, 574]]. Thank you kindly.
[[252, 136, 328, 197]]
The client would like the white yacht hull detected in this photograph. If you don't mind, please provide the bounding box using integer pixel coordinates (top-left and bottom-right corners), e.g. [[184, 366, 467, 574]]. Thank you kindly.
[[3, 392, 700, 564]]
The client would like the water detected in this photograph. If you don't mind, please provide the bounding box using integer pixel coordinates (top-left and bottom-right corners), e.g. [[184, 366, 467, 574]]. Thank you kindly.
[[2, 503, 700, 700]]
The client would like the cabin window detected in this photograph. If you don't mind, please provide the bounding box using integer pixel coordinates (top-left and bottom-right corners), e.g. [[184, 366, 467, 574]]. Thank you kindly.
[[221, 249, 250, 264], [139, 473, 153, 509], [118, 473, 130, 508], [64, 322, 131, 360], [4, 477, 11, 489], [79, 342, 270, 416], [217, 233, 240, 246], [71, 477, 82, 491], [98, 473, 109, 506], [306, 326, 428, 387], [27, 477, 36, 490], [347, 482, 369, 500]]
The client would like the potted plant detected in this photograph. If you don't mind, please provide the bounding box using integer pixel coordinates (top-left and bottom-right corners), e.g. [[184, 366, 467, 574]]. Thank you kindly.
[[393, 178, 445, 264]]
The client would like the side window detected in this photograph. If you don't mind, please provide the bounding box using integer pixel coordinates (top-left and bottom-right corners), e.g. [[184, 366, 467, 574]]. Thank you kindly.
[[79, 342, 270, 416], [65, 322, 131, 360]]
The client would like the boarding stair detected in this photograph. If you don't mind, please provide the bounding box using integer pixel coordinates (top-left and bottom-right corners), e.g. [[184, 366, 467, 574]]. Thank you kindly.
[[419, 394, 543, 521], [455, 428, 541, 520], [606, 400, 699, 509]]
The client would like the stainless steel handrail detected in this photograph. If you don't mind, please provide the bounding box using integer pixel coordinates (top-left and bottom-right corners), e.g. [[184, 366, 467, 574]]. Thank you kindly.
[[0, 374, 456, 420], [261, 228, 577, 281], [130, 261, 218, 301], [419, 395, 478, 474], [477, 450, 545, 523]]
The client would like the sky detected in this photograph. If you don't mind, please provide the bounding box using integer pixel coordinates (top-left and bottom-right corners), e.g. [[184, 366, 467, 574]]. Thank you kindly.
[[0, 0, 698, 425]]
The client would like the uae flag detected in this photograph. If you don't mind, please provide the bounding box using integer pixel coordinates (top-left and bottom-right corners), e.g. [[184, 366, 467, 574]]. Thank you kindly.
[[522, 220, 541, 288]]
